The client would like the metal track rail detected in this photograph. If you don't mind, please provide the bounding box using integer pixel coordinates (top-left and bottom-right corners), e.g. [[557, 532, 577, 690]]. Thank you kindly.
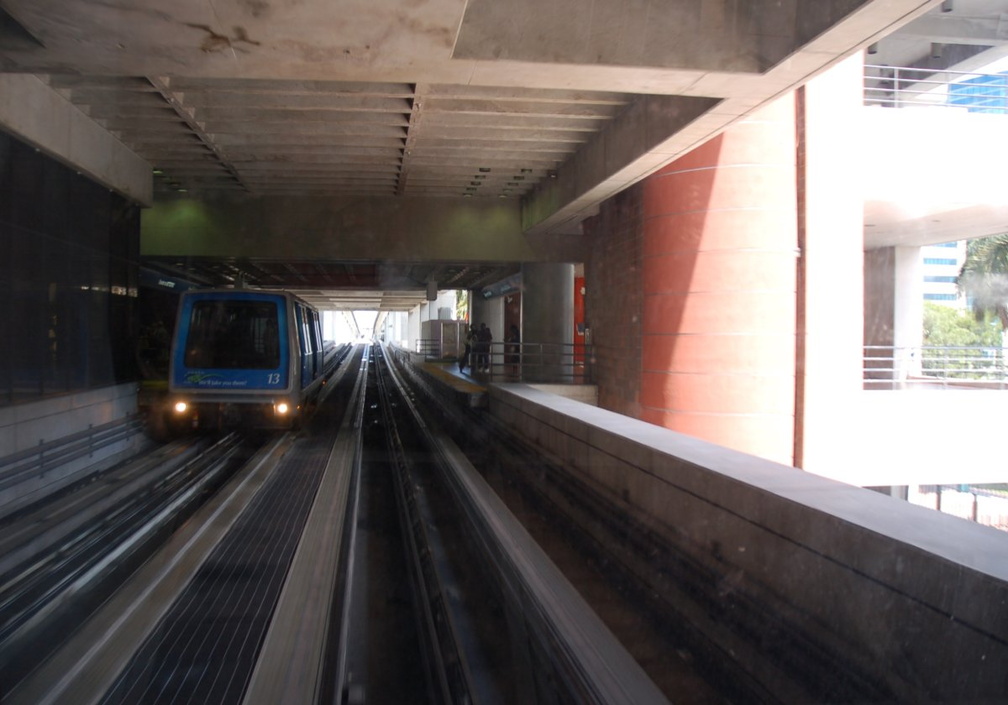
[[0, 432, 249, 693], [241, 341, 368, 705], [374, 344, 475, 704], [4, 432, 294, 705], [6, 345, 368, 705], [379, 343, 670, 704], [0, 439, 205, 579]]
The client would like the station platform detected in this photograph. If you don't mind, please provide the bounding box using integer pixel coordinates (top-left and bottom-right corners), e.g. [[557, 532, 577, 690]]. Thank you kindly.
[[386, 348, 489, 409], [404, 360, 600, 411], [420, 360, 489, 398]]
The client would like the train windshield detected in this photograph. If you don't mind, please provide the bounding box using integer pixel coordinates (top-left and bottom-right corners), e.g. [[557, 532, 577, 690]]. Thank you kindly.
[[183, 300, 281, 369]]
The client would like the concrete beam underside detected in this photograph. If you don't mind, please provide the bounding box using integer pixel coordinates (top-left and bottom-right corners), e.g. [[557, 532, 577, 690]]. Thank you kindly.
[[0, 74, 152, 206], [141, 195, 584, 263]]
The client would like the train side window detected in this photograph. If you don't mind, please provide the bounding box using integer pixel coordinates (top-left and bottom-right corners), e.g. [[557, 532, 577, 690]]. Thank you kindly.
[[295, 304, 310, 355], [309, 310, 322, 373], [309, 310, 321, 354]]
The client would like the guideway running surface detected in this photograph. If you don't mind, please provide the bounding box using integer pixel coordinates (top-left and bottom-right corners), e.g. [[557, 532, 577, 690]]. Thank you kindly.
[[97, 430, 335, 705], [93, 346, 364, 705]]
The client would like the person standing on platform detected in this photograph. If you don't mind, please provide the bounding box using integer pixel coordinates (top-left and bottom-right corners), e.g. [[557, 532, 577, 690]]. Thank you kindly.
[[505, 324, 520, 377], [477, 323, 492, 372], [459, 324, 475, 372]]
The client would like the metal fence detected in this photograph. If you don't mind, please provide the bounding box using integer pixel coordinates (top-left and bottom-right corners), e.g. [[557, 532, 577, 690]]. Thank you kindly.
[[0, 415, 144, 495], [864, 345, 1008, 389], [417, 339, 593, 384], [865, 64, 1008, 112], [911, 485, 1008, 532]]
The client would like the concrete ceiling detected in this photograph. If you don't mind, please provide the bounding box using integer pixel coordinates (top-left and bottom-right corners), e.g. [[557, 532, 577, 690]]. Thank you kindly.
[[7, 0, 1004, 310], [0, 0, 945, 207], [141, 255, 519, 311]]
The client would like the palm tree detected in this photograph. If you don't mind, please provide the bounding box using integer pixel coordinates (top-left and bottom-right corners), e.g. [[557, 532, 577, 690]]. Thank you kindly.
[[957, 234, 1008, 330]]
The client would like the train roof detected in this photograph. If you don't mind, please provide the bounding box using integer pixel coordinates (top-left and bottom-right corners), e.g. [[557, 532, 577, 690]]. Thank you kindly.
[[179, 288, 318, 309]]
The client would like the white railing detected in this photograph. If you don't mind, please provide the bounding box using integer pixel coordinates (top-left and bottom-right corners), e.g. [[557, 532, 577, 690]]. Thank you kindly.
[[864, 345, 1008, 389], [865, 64, 1008, 112], [910, 485, 1008, 532]]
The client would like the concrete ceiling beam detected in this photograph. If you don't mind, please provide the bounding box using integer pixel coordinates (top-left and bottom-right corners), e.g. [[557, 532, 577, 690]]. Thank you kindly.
[[0, 73, 152, 205]]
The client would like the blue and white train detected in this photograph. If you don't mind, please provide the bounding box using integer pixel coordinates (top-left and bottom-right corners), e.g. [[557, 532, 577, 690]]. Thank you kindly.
[[167, 289, 327, 430]]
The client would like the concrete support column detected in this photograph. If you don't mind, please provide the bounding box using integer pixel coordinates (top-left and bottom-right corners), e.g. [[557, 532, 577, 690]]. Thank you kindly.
[[640, 96, 798, 464], [391, 311, 408, 347], [894, 246, 924, 378], [522, 262, 574, 381], [407, 307, 421, 352], [865, 245, 922, 384], [470, 295, 504, 337], [795, 54, 866, 474], [470, 294, 505, 369], [864, 247, 897, 385]]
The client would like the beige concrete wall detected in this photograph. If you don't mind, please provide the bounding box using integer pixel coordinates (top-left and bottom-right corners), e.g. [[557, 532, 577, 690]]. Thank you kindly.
[[490, 383, 1008, 702], [528, 384, 598, 405], [810, 389, 1008, 486], [863, 106, 1008, 247], [796, 55, 866, 474]]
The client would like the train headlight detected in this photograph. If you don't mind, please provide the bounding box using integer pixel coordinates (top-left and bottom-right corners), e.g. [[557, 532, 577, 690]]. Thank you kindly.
[[275, 402, 290, 415], [173, 401, 188, 414]]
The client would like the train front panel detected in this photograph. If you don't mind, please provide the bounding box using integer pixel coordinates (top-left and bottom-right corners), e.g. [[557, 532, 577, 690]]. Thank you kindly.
[[167, 290, 303, 428]]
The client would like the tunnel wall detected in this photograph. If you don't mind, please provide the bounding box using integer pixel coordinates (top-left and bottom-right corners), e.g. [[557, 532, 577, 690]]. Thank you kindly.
[[489, 383, 1008, 702]]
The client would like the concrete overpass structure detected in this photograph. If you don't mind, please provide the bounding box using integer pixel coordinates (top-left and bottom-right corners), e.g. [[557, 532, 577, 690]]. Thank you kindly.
[[0, 0, 940, 305], [3, 0, 1008, 482], [6, 4, 1008, 700]]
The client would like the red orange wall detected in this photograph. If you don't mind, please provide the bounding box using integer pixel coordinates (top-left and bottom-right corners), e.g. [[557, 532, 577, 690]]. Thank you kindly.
[[586, 96, 799, 464], [573, 275, 586, 364]]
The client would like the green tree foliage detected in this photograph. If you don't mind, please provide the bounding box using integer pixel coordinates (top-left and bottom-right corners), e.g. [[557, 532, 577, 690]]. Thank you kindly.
[[923, 302, 1001, 347], [922, 302, 1003, 378], [957, 234, 1008, 329], [455, 289, 469, 322]]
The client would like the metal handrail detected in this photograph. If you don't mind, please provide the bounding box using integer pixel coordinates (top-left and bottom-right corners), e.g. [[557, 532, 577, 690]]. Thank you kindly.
[[0, 415, 144, 491], [865, 64, 1008, 112], [417, 338, 593, 385], [864, 344, 1008, 389]]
